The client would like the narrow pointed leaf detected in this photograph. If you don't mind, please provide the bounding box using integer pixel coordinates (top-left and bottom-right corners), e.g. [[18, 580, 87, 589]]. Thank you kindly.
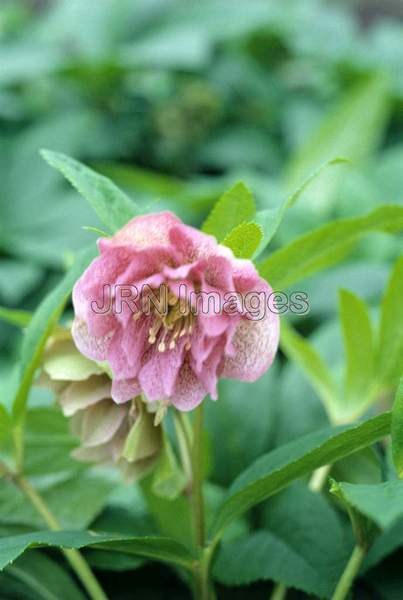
[[254, 157, 348, 257], [280, 320, 338, 419], [41, 150, 139, 233], [0, 531, 195, 571], [285, 74, 389, 210], [339, 289, 375, 415], [258, 205, 403, 289], [12, 246, 96, 422], [377, 257, 403, 388], [0, 307, 32, 328], [391, 379, 403, 478], [211, 412, 391, 539]]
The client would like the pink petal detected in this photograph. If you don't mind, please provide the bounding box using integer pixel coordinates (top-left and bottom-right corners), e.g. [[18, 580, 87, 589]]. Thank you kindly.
[[111, 378, 141, 404], [101, 212, 182, 249], [170, 362, 206, 411], [71, 318, 114, 362], [138, 341, 186, 401], [169, 224, 219, 261], [192, 337, 226, 400], [222, 311, 280, 382]]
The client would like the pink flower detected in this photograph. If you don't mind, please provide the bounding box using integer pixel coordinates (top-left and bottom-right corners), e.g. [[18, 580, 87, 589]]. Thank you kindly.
[[72, 212, 279, 411]]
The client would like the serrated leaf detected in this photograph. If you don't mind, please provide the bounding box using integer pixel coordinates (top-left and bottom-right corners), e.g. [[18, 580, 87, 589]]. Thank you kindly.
[[201, 181, 256, 241], [0, 307, 32, 328], [258, 205, 403, 289], [339, 289, 375, 415], [214, 482, 349, 598], [280, 320, 338, 420], [0, 531, 195, 571], [12, 246, 96, 423], [41, 150, 139, 233], [210, 412, 391, 539], [222, 222, 263, 259], [391, 379, 403, 478], [377, 257, 403, 388]]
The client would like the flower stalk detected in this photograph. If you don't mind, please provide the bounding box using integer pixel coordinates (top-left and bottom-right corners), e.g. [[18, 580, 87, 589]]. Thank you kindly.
[[191, 404, 205, 550], [188, 404, 214, 599], [331, 544, 366, 600]]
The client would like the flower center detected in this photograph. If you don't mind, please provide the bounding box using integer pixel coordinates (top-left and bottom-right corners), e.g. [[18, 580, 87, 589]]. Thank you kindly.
[[135, 284, 194, 353]]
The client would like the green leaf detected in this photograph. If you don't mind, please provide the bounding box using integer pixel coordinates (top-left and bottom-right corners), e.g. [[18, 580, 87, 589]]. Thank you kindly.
[[41, 150, 139, 233], [201, 181, 256, 241], [330, 479, 379, 549], [0, 531, 195, 571], [0, 307, 32, 328], [254, 158, 348, 257], [331, 480, 403, 531], [210, 412, 391, 539], [12, 246, 96, 423], [222, 221, 263, 259], [6, 551, 86, 600], [279, 320, 338, 420], [339, 289, 375, 416], [391, 379, 403, 478], [377, 257, 403, 388], [258, 205, 403, 290], [214, 482, 349, 597], [285, 74, 390, 212]]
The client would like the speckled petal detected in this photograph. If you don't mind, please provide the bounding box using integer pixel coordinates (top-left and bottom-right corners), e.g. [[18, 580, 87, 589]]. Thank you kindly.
[[111, 378, 141, 403], [170, 362, 206, 411], [222, 311, 280, 382], [102, 212, 182, 249]]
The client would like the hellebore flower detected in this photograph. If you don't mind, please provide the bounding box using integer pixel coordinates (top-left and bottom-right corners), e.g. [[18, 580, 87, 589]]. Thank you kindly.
[[72, 212, 280, 411], [41, 329, 162, 480]]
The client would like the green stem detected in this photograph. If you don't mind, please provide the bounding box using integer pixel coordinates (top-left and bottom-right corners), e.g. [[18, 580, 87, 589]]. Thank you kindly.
[[14, 474, 108, 600], [189, 404, 213, 600], [331, 545, 366, 600], [191, 404, 205, 550]]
